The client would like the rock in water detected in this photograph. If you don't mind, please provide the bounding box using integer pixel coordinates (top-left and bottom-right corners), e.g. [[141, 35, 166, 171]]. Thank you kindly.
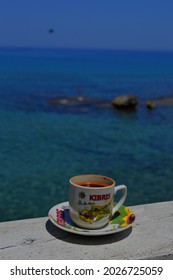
[[146, 100, 156, 109], [111, 95, 138, 109]]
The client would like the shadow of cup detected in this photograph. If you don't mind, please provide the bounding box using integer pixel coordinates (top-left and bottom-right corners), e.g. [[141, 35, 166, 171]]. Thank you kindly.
[[45, 219, 132, 246]]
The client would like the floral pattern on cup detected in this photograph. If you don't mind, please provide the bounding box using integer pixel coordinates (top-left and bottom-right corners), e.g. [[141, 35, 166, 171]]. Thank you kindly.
[[78, 202, 111, 224], [51, 203, 135, 232]]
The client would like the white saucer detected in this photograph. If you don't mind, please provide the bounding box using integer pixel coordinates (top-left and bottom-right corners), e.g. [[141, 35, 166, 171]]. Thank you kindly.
[[48, 201, 135, 236]]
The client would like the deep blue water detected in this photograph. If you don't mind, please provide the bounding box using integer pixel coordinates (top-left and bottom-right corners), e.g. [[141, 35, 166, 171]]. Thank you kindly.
[[0, 47, 173, 222]]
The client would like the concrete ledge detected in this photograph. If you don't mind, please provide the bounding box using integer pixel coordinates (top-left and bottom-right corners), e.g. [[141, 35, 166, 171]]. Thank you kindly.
[[0, 201, 173, 260]]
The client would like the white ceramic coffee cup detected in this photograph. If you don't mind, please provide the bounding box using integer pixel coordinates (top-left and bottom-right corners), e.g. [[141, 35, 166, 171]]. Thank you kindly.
[[69, 174, 127, 229]]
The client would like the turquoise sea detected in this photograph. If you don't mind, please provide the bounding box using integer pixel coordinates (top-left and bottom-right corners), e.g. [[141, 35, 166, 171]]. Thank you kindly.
[[0, 47, 173, 222]]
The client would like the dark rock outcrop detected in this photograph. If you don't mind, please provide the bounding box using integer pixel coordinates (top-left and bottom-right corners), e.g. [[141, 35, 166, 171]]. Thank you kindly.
[[146, 100, 156, 109], [111, 95, 138, 109]]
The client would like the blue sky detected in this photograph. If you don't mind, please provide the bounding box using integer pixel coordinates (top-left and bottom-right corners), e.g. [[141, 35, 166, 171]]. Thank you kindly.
[[0, 0, 173, 50]]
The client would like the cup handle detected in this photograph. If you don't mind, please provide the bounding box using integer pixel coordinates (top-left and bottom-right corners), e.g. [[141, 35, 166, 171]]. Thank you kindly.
[[112, 185, 127, 215]]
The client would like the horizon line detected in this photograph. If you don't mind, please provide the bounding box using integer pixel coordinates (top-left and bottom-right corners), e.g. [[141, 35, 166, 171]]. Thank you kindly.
[[0, 45, 173, 53]]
